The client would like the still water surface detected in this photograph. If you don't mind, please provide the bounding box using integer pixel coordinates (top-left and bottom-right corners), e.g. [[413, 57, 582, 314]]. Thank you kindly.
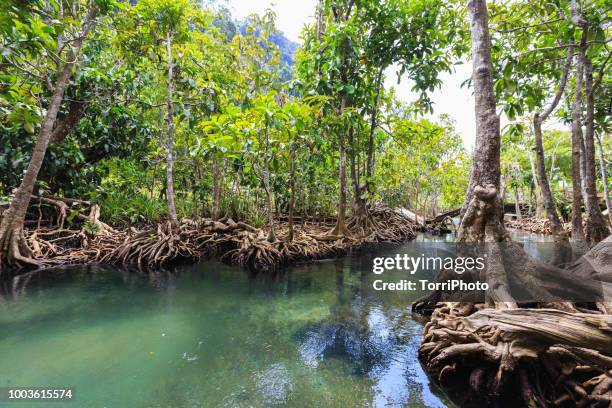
[[0, 232, 547, 408]]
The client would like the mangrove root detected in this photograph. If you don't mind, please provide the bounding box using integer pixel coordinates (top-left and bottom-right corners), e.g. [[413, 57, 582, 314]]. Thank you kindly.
[[11, 204, 417, 273], [420, 305, 612, 407]]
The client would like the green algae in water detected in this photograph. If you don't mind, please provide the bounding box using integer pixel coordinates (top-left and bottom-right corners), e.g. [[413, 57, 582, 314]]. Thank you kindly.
[[0, 241, 452, 408]]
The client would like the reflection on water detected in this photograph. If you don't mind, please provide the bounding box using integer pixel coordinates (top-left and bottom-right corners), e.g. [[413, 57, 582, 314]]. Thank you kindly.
[[507, 229, 555, 260], [0, 230, 556, 408], [0, 235, 456, 408]]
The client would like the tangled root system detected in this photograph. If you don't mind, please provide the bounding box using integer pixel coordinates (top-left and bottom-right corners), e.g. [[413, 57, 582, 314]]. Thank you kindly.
[[14, 203, 416, 273]]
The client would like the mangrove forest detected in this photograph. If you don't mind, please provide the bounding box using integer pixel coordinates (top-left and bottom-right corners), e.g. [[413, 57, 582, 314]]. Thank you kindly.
[[0, 0, 611, 407]]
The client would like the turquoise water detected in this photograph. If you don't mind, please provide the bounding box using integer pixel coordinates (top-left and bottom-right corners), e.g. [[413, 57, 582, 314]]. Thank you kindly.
[[0, 235, 454, 408]]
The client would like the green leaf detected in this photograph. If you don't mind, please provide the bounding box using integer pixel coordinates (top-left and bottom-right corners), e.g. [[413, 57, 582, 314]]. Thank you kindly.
[[67, 210, 79, 222], [24, 122, 35, 134]]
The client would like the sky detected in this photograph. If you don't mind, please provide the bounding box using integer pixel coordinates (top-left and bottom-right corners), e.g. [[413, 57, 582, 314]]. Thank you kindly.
[[226, 0, 565, 150], [227, 0, 318, 43], [385, 62, 477, 148]]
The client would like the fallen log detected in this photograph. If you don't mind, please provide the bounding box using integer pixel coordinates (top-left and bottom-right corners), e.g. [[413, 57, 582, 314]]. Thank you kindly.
[[396, 207, 426, 227], [429, 208, 461, 224]]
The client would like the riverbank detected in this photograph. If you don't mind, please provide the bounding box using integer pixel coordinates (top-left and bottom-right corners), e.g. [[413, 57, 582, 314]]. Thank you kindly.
[[15, 204, 416, 274], [505, 216, 570, 235]]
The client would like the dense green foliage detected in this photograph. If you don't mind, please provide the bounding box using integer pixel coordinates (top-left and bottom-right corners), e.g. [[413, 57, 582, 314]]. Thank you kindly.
[[0, 0, 470, 226], [0, 0, 608, 228], [492, 0, 612, 221]]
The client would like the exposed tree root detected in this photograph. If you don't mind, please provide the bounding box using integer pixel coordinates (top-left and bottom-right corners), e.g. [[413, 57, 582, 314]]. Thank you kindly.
[[346, 204, 419, 242], [2, 203, 416, 274], [506, 216, 561, 235], [417, 184, 612, 407], [416, 236, 612, 407], [506, 216, 611, 241], [419, 305, 612, 408], [95, 205, 415, 272], [0, 210, 41, 276]]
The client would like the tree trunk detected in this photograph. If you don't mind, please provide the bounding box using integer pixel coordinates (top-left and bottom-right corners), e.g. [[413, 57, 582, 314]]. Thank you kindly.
[[549, 149, 556, 183], [596, 133, 612, 225], [514, 187, 522, 221], [192, 160, 201, 217], [571, 36, 586, 241], [315, 0, 325, 41], [528, 152, 545, 218], [348, 126, 366, 222], [330, 97, 350, 237], [212, 155, 221, 220], [287, 149, 296, 242], [300, 164, 307, 226], [416, 4, 612, 402], [454, 0, 518, 310], [457, 0, 505, 245], [49, 99, 89, 144], [533, 120, 566, 238], [262, 125, 276, 243], [262, 164, 276, 243], [532, 44, 573, 240], [0, 9, 97, 276], [581, 50, 610, 243], [580, 133, 590, 209], [165, 31, 178, 226], [499, 173, 507, 204], [366, 67, 384, 186]]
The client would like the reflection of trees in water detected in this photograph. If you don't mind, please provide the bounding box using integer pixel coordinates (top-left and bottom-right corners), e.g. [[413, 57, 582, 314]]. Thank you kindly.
[[0, 265, 180, 338], [1, 264, 180, 298], [293, 258, 446, 407]]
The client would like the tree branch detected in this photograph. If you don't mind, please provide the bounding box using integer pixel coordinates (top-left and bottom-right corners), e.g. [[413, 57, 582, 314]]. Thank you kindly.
[[515, 39, 610, 59], [593, 52, 612, 91], [539, 42, 574, 121], [49, 99, 89, 144], [494, 18, 564, 34]]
